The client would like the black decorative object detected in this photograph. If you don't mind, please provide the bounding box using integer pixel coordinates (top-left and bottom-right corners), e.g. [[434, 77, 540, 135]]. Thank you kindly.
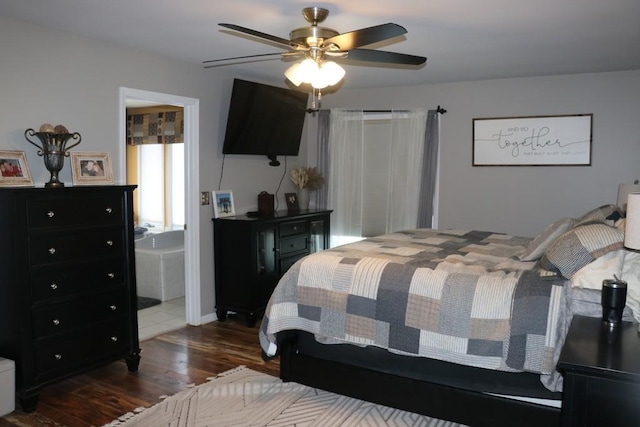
[[24, 127, 82, 187]]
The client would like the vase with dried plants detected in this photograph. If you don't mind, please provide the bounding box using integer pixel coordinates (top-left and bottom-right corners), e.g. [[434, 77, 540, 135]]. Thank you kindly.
[[290, 166, 324, 209]]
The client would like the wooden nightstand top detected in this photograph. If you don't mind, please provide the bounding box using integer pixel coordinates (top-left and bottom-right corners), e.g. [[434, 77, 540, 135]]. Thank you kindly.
[[558, 315, 640, 382]]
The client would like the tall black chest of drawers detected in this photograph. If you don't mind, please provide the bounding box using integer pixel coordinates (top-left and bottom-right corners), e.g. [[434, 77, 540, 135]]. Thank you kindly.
[[0, 186, 141, 411]]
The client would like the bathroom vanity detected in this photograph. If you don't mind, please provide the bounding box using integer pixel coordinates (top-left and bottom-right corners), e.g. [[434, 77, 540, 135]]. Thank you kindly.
[[0, 186, 140, 411]]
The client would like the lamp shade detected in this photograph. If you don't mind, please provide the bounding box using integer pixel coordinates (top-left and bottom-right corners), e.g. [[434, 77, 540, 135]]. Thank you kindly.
[[285, 58, 319, 87], [617, 183, 640, 210], [624, 192, 640, 250], [285, 59, 345, 89], [320, 61, 345, 86]]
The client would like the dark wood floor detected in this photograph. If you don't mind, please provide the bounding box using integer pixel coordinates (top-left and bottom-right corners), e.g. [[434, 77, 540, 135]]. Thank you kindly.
[[0, 316, 279, 427]]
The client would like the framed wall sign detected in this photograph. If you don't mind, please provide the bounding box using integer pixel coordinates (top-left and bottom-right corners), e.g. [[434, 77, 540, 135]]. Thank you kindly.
[[472, 114, 593, 166]]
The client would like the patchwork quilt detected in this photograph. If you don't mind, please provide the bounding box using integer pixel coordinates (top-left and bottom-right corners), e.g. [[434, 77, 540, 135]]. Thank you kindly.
[[259, 229, 568, 375]]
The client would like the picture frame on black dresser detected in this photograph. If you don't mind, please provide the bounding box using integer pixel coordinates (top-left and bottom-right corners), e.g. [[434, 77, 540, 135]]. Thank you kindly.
[[212, 190, 235, 218], [0, 150, 33, 187], [70, 151, 114, 185], [285, 192, 299, 211]]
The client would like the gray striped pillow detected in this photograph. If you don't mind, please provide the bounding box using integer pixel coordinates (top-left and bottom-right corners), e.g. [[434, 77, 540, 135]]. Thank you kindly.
[[540, 223, 624, 279], [520, 217, 576, 261]]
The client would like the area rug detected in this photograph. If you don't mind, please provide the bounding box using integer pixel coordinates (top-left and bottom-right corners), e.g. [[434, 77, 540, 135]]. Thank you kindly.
[[103, 366, 464, 426]]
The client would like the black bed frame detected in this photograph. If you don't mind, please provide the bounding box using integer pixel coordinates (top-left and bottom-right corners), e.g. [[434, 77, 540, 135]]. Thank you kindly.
[[278, 332, 561, 427]]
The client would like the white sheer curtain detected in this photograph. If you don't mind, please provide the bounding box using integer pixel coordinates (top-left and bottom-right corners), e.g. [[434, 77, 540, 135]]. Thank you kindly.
[[386, 109, 427, 232], [328, 109, 364, 246]]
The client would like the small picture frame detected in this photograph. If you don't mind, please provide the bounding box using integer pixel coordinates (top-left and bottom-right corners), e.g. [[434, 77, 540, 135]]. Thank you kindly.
[[213, 190, 236, 218], [285, 192, 299, 211], [0, 150, 34, 187], [70, 152, 114, 185]]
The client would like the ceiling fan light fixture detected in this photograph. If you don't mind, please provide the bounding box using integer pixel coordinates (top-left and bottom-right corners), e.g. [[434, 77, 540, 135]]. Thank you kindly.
[[285, 58, 344, 89], [284, 62, 303, 86], [321, 61, 345, 86], [285, 58, 318, 86]]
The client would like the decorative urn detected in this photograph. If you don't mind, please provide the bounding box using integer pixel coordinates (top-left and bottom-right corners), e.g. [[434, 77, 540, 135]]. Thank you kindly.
[[24, 124, 82, 187]]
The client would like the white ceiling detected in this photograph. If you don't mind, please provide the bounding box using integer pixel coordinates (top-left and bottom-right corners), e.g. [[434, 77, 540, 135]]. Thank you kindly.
[[1, 0, 639, 90]]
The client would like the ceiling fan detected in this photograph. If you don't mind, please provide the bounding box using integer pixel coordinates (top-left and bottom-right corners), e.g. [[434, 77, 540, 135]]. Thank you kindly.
[[205, 6, 426, 106]]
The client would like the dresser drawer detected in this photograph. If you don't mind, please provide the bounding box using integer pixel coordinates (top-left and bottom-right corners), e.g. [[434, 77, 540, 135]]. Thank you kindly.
[[32, 289, 129, 338], [26, 194, 124, 229], [279, 235, 309, 256], [30, 259, 126, 303], [28, 228, 124, 266], [280, 253, 307, 274], [34, 318, 131, 379], [279, 220, 307, 237]]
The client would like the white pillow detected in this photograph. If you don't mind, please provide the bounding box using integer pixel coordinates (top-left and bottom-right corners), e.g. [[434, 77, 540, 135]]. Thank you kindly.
[[570, 249, 625, 290]]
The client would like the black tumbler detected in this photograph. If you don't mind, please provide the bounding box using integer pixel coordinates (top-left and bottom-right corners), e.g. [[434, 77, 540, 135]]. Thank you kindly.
[[601, 279, 627, 326]]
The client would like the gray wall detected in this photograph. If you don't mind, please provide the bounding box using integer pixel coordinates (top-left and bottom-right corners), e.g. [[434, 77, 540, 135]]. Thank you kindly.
[[2, 14, 639, 322], [0, 15, 304, 321], [317, 71, 640, 237]]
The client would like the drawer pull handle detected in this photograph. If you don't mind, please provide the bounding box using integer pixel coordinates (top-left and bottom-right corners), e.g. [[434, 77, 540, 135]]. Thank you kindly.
[[106, 240, 114, 246], [52, 319, 60, 326], [107, 272, 115, 279], [105, 207, 113, 214], [111, 336, 118, 342], [110, 305, 117, 311], [50, 283, 58, 290], [48, 248, 56, 255], [292, 226, 298, 231], [47, 211, 55, 218], [54, 354, 62, 361]]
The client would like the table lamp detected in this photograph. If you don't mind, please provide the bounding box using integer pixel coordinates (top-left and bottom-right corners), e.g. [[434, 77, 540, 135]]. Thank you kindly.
[[623, 192, 640, 333]]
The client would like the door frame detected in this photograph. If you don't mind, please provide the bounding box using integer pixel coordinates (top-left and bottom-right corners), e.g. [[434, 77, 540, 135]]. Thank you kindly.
[[118, 87, 201, 325]]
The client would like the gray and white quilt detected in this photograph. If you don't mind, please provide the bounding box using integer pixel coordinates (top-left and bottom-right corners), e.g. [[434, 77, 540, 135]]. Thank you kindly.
[[259, 229, 568, 375]]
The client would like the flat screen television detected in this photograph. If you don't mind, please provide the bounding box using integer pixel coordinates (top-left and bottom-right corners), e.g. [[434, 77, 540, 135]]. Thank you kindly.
[[222, 78, 309, 165]]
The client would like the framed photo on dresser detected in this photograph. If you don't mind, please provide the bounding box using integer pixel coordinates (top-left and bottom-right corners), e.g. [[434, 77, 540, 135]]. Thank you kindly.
[[0, 150, 33, 187], [212, 190, 235, 218], [70, 152, 114, 185]]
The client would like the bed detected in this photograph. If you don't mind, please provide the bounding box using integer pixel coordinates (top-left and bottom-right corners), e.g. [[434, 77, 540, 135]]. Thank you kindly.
[[259, 204, 639, 426]]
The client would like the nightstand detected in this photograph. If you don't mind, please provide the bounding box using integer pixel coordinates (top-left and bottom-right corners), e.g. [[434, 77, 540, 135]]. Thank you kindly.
[[558, 315, 640, 426]]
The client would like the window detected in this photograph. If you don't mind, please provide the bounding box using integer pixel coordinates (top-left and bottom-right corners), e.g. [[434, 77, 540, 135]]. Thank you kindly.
[[136, 143, 184, 231]]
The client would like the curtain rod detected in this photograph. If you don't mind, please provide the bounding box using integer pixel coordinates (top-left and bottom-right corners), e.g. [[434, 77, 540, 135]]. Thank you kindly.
[[309, 106, 447, 115], [356, 105, 447, 114], [362, 105, 447, 114]]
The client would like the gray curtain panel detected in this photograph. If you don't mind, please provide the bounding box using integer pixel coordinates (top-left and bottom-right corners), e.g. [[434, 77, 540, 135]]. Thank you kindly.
[[316, 109, 331, 209], [417, 110, 440, 228]]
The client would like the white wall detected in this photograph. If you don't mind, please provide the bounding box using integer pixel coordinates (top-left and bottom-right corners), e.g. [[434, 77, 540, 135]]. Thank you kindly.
[[0, 15, 303, 321], [317, 71, 640, 237]]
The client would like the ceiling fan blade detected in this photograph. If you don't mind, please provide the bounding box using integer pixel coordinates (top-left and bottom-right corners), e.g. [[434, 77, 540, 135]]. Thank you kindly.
[[219, 23, 306, 50], [203, 52, 284, 68], [324, 23, 407, 50], [345, 48, 426, 66]]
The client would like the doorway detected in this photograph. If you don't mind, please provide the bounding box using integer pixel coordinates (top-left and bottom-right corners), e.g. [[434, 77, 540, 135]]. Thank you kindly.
[[118, 87, 201, 328]]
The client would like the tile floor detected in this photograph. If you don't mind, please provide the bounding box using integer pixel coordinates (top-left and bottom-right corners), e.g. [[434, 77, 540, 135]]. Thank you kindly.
[[137, 297, 186, 341]]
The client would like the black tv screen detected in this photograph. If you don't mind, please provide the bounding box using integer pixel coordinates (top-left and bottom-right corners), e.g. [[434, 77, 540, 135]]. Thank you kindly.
[[222, 78, 309, 157]]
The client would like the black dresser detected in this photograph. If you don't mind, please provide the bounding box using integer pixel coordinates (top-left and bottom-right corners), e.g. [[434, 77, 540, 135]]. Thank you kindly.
[[0, 186, 141, 411], [213, 209, 331, 326]]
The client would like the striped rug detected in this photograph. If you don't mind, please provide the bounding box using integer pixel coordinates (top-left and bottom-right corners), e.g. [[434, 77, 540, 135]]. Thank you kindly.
[[103, 366, 464, 426]]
